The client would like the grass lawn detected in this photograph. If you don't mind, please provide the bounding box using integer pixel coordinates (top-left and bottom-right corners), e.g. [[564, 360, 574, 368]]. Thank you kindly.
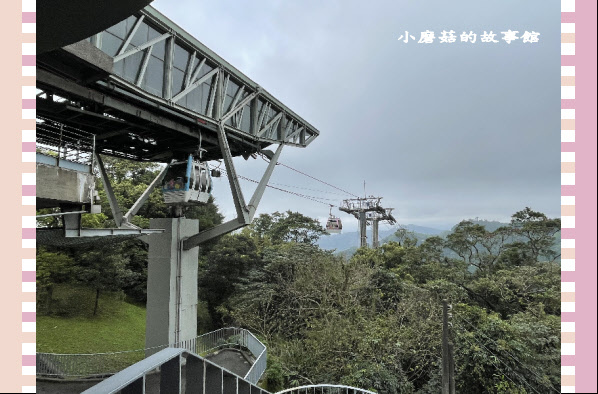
[[37, 285, 146, 354], [37, 285, 216, 375]]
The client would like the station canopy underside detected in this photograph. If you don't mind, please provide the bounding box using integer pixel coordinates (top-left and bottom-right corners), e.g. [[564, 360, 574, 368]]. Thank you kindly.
[[36, 6, 319, 163]]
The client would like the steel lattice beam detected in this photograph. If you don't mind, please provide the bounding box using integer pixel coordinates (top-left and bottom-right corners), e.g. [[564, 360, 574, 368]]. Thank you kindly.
[[37, 5, 319, 163]]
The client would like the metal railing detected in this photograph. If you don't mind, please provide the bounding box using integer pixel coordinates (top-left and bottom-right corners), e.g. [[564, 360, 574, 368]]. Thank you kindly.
[[195, 327, 267, 384], [37, 345, 166, 379], [38, 328, 375, 393], [36, 116, 95, 167], [82, 347, 270, 394], [80, 348, 377, 394], [245, 332, 268, 384], [37, 327, 267, 384], [195, 327, 244, 354], [275, 385, 377, 394]]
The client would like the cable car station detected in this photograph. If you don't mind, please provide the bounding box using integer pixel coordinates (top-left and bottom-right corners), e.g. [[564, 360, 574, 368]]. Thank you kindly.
[[34, 3, 400, 392], [36, 4, 320, 357]]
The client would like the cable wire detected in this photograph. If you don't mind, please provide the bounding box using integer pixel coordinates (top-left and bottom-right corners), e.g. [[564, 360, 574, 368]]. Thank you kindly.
[[260, 154, 360, 198], [459, 335, 538, 393], [456, 324, 543, 394], [455, 316, 559, 393], [209, 164, 338, 207], [267, 181, 349, 197]]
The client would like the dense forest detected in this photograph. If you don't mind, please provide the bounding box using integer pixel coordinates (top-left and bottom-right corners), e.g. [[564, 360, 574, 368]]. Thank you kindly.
[[37, 158, 561, 393]]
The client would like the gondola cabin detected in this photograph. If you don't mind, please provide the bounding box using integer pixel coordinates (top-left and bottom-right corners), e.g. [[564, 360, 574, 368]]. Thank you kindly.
[[326, 217, 342, 234], [162, 155, 212, 205]]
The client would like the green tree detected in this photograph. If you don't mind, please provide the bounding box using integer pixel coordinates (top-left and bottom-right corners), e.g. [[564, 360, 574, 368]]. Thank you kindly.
[[446, 221, 513, 273], [74, 245, 133, 316], [36, 248, 75, 313], [231, 243, 373, 339], [95, 156, 169, 225], [36, 209, 62, 228], [510, 207, 561, 262], [467, 262, 560, 317], [453, 303, 560, 394], [198, 233, 261, 326], [394, 228, 418, 247], [249, 211, 327, 244], [119, 239, 150, 303], [224, 208, 563, 392]]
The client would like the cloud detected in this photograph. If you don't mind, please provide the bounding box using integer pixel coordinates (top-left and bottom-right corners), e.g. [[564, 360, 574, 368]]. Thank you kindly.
[[153, 0, 560, 231]]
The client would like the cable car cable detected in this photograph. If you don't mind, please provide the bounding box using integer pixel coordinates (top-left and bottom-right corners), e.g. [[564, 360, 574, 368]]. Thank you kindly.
[[39, 117, 357, 201], [259, 154, 360, 198], [459, 336, 541, 394], [39, 117, 358, 201], [239, 175, 339, 206], [455, 317, 559, 393], [208, 164, 339, 207], [266, 182, 349, 197]]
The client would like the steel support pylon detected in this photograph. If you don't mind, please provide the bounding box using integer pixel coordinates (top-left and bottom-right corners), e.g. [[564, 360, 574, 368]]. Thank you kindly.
[[359, 211, 368, 248], [372, 218, 380, 249], [339, 196, 396, 249]]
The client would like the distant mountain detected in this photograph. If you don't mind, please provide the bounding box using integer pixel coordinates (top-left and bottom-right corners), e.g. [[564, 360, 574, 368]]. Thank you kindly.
[[401, 224, 447, 235], [317, 231, 360, 252], [380, 230, 434, 245], [331, 218, 561, 259]]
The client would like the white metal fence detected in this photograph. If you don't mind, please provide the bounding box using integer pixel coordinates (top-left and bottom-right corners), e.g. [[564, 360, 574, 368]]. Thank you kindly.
[[82, 347, 270, 394], [275, 385, 377, 394], [195, 327, 267, 384], [245, 332, 268, 384], [37, 345, 166, 379], [37, 327, 267, 384]]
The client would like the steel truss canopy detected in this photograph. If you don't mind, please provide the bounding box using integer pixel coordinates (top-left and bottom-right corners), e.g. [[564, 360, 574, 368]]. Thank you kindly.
[[36, 6, 320, 163]]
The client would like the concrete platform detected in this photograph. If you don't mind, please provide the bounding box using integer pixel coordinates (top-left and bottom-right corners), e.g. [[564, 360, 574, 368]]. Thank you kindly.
[[205, 348, 252, 377]]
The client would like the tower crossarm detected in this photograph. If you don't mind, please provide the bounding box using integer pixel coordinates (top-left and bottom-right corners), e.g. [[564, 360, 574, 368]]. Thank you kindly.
[[339, 197, 397, 226]]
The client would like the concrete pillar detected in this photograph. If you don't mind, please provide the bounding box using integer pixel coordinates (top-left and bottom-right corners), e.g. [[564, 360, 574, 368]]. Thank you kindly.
[[146, 218, 199, 355], [359, 210, 367, 248]]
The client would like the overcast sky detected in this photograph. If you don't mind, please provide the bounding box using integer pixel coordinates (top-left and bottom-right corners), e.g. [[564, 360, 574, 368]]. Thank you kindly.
[[153, 0, 560, 232]]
